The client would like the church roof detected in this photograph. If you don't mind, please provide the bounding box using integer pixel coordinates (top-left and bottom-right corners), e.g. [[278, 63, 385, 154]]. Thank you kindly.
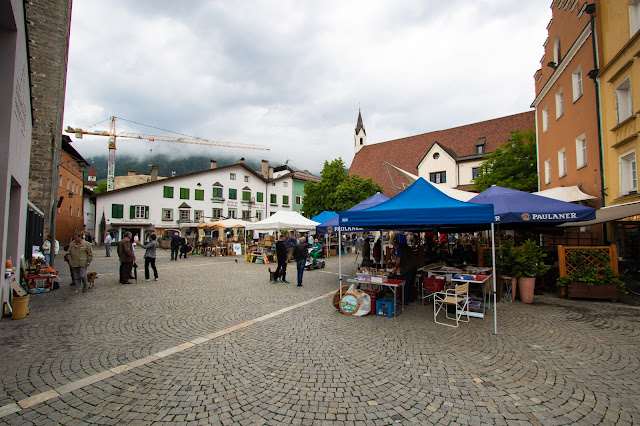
[[88, 164, 97, 177], [355, 109, 366, 136], [348, 111, 535, 196]]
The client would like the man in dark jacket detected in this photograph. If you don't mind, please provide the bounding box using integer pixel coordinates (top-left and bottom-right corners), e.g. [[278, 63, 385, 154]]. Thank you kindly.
[[269, 234, 289, 283], [292, 236, 308, 287], [117, 231, 136, 284], [170, 231, 181, 261]]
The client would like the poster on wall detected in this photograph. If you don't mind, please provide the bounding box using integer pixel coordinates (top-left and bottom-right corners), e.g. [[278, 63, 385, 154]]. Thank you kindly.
[[233, 244, 242, 255]]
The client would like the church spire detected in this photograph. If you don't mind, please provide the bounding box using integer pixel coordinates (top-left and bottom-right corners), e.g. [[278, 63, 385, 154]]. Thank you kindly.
[[355, 108, 366, 135], [354, 108, 367, 156]]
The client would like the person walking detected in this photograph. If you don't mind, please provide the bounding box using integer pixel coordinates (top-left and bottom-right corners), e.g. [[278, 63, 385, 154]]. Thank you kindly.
[[67, 232, 93, 295], [104, 232, 112, 257], [170, 231, 181, 261], [117, 231, 136, 284], [138, 233, 159, 281], [293, 236, 308, 287], [269, 234, 289, 283]]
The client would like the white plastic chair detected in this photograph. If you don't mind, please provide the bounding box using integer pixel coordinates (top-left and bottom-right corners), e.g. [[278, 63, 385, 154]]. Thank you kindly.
[[433, 282, 470, 327]]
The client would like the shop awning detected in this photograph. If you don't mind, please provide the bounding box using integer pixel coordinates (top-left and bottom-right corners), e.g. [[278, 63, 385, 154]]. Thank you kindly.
[[533, 186, 597, 202], [559, 200, 640, 227]]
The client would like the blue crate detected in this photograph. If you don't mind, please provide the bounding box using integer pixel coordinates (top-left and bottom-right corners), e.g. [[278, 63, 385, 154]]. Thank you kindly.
[[376, 297, 396, 317]]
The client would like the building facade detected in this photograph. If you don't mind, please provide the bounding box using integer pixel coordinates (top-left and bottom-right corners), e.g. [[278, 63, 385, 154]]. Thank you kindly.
[[598, 0, 640, 258], [1, 0, 34, 309], [93, 160, 319, 243], [532, 1, 603, 210], [349, 111, 535, 196], [56, 136, 89, 244]]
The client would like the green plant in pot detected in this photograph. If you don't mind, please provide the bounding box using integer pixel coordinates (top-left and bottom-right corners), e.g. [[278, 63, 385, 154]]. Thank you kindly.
[[556, 248, 625, 297], [512, 239, 549, 303], [497, 239, 518, 300]]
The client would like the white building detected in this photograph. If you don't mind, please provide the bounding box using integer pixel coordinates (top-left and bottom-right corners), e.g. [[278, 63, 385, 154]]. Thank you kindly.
[[93, 159, 319, 243]]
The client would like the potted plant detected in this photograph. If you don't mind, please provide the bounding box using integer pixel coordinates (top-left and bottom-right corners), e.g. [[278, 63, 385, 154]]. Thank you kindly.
[[512, 239, 549, 303], [556, 248, 624, 301], [496, 239, 518, 300]]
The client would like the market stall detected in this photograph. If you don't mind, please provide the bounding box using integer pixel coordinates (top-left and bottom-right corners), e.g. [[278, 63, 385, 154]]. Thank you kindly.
[[338, 178, 498, 333]]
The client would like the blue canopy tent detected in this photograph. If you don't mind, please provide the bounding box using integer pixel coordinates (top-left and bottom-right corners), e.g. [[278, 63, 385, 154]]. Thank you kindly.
[[338, 178, 499, 334], [316, 193, 390, 234], [468, 186, 596, 225], [311, 211, 337, 224]]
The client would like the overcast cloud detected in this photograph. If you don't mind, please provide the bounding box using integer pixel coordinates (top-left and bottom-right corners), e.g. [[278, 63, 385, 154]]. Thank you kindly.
[[63, 1, 551, 175]]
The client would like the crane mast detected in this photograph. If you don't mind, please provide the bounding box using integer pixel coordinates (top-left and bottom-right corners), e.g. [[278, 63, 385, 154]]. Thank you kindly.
[[66, 116, 269, 191]]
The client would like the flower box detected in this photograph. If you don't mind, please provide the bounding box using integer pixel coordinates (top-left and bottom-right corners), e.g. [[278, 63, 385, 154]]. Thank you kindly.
[[566, 282, 620, 301]]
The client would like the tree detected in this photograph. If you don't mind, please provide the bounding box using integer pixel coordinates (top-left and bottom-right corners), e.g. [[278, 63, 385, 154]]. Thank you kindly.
[[301, 158, 383, 217], [473, 127, 538, 193]]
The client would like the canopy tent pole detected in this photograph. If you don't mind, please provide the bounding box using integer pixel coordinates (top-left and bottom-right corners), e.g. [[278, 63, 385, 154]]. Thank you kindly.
[[491, 223, 497, 335], [338, 227, 343, 298]]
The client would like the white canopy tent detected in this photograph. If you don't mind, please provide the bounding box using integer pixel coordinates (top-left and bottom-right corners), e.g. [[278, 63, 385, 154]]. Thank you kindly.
[[533, 186, 597, 202], [244, 211, 319, 231]]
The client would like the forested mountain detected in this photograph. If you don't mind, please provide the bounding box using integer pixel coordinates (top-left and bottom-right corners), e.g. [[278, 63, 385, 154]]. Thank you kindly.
[[85, 154, 266, 181]]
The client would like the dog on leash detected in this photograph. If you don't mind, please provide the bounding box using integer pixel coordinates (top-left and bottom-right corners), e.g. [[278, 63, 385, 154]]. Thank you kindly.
[[87, 271, 98, 289]]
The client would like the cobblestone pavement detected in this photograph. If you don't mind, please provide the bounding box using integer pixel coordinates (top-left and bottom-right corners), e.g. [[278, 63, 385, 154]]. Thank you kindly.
[[0, 249, 639, 425]]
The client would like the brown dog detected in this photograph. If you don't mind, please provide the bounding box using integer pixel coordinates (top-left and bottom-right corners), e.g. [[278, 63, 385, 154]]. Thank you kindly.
[[87, 271, 98, 289]]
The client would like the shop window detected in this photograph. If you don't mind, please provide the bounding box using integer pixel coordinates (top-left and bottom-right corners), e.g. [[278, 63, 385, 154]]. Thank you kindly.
[[163, 186, 174, 198], [112, 204, 124, 219]]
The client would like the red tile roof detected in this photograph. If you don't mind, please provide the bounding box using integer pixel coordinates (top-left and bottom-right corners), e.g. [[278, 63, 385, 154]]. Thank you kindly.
[[348, 111, 535, 196]]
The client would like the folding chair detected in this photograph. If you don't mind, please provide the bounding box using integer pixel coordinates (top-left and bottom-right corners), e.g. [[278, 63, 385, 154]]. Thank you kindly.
[[433, 282, 470, 327]]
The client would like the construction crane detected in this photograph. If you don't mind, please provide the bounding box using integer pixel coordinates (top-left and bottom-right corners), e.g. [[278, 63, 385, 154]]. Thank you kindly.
[[65, 116, 269, 191]]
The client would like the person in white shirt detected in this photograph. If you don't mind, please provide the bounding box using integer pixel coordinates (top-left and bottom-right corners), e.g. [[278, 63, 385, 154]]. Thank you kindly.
[[104, 232, 113, 257]]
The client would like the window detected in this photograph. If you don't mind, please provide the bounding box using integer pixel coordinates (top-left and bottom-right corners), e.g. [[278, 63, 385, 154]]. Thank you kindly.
[[616, 77, 633, 123], [572, 67, 583, 101], [542, 107, 549, 132], [179, 209, 191, 222], [180, 188, 189, 199], [544, 159, 551, 184], [554, 36, 561, 64], [242, 190, 251, 201], [244, 175, 249, 182], [66, 178, 70, 190], [242, 210, 251, 220], [195, 189, 204, 201], [256, 211, 263, 221], [131, 205, 149, 219], [472, 168, 479, 181], [272, 182, 276, 186], [283, 182, 288, 187], [229, 188, 237, 199], [77, 208, 81, 218], [212, 186, 223, 199], [555, 88, 564, 118], [283, 195, 289, 206], [429, 171, 446, 184], [58, 175, 62, 187], [230, 173, 236, 180], [558, 148, 567, 178], [162, 208, 173, 221], [296, 195, 302, 205], [620, 151, 638, 195], [228, 209, 237, 219], [163, 186, 174, 198], [112, 204, 124, 219], [194, 210, 203, 222], [212, 208, 222, 219], [71, 182, 75, 193], [476, 145, 484, 154], [69, 206, 72, 216], [630, 0, 640, 36], [256, 192, 263, 202], [576, 135, 587, 169], [270, 194, 277, 205]]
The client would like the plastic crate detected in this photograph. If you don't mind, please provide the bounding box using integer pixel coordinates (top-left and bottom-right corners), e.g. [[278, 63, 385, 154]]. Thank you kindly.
[[376, 297, 396, 317]]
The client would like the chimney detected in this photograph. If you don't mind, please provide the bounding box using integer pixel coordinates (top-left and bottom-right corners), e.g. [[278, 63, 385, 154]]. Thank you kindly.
[[128, 170, 136, 176], [210, 159, 217, 169], [268, 167, 274, 179], [238, 157, 245, 164], [261, 159, 269, 179], [151, 165, 158, 181]]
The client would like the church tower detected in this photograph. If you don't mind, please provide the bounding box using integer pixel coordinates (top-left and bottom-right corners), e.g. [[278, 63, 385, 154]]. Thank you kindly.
[[354, 109, 367, 155]]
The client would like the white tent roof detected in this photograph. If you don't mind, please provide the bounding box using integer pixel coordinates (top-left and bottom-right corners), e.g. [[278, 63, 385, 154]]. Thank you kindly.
[[533, 186, 597, 202], [385, 162, 476, 201], [244, 211, 319, 231], [198, 218, 247, 229]]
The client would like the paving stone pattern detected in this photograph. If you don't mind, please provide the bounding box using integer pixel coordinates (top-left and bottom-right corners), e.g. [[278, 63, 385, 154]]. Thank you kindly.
[[0, 249, 639, 425]]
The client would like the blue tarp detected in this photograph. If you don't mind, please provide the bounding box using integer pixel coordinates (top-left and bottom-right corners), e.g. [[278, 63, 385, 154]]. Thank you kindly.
[[468, 186, 596, 224], [310, 211, 337, 223], [339, 178, 494, 230], [316, 193, 390, 234]]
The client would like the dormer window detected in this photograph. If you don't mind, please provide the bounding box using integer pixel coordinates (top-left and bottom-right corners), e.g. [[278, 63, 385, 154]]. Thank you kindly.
[[476, 137, 486, 154]]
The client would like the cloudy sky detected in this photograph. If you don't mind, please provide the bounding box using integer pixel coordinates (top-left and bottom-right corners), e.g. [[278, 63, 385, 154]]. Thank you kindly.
[[63, 0, 552, 175]]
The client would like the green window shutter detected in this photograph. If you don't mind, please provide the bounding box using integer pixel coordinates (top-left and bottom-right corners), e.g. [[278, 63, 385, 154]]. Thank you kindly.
[[242, 191, 251, 201], [112, 204, 124, 219], [195, 189, 204, 200], [130, 205, 135, 219], [180, 188, 189, 199], [163, 186, 174, 198], [145, 206, 149, 219], [257, 192, 263, 202], [213, 187, 222, 198], [229, 188, 237, 199], [270, 194, 277, 204], [283, 195, 289, 205]]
